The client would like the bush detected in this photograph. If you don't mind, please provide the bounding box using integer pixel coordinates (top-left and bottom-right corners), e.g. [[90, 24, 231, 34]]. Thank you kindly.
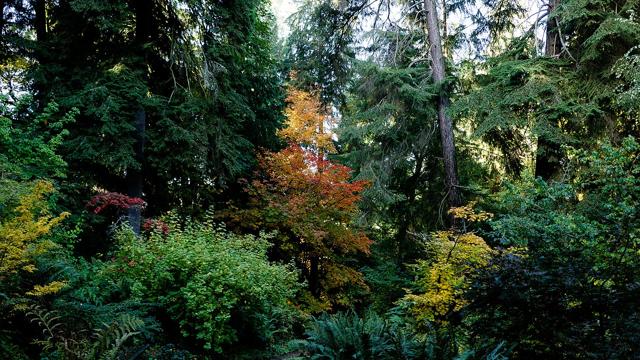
[[465, 138, 640, 359], [91, 217, 300, 355]]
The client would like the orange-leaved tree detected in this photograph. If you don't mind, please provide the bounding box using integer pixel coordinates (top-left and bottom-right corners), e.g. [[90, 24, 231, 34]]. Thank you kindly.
[[222, 87, 371, 311]]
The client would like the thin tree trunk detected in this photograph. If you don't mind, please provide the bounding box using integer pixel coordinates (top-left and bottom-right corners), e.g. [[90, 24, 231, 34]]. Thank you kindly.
[[0, 0, 5, 35], [127, 0, 152, 234], [127, 108, 145, 235], [309, 256, 320, 297], [424, 0, 461, 208], [32, 0, 48, 108], [397, 153, 424, 264], [535, 0, 562, 179]]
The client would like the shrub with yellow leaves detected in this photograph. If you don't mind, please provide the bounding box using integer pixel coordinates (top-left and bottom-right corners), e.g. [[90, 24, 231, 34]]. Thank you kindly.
[[402, 203, 493, 324], [0, 180, 69, 297]]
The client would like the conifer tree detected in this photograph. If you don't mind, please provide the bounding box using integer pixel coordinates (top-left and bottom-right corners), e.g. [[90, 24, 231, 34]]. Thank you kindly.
[[423, 0, 461, 208]]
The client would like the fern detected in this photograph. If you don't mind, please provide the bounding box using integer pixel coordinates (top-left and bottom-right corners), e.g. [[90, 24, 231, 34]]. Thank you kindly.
[[294, 311, 427, 360], [26, 304, 147, 360], [92, 314, 145, 360], [26, 305, 63, 352]]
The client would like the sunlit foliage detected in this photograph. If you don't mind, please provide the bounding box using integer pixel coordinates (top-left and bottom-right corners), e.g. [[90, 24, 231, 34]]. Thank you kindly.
[[280, 85, 336, 154], [0, 181, 69, 297], [402, 204, 493, 323]]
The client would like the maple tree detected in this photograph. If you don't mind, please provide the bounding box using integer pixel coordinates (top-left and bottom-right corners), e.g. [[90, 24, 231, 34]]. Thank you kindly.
[[223, 86, 371, 311], [86, 192, 147, 214], [233, 145, 371, 310]]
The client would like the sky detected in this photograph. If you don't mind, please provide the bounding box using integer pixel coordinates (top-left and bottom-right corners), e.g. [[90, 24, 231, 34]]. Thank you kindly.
[[271, 0, 298, 37], [268, 0, 544, 59]]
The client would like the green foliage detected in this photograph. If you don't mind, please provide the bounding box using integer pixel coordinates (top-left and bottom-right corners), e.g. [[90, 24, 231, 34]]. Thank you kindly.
[[93, 313, 146, 359], [338, 62, 444, 262], [26, 305, 63, 354], [26, 304, 149, 360], [465, 138, 640, 358], [361, 260, 411, 313], [614, 45, 640, 115], [285, 0, 357, 105], [87, 218, 300, 354], [455, 49, 594, 175], [5, 0, 640, 358], [0, 94, 75, 181], [294, 311, 428, 359], [455, 0, 640, 176], [20, 0, 285, 215]]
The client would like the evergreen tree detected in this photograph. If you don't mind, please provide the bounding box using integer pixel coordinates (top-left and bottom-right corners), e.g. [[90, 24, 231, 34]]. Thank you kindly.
[[13, 0, 285, 219]]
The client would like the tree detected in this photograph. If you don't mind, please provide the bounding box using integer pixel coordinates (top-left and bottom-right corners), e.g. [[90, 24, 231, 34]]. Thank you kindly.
[[280, 84, 335, 155], [465, 138, 640, 358], [455, 0, 640, 178], [6, 0, 285, 223], [401, 203, 492, 357], [534, 0, 563, 179], [338, 62, 445, 264], [222, 87, 371, 311], [423, 0, 461, 208], [285, 0, 358, 107]]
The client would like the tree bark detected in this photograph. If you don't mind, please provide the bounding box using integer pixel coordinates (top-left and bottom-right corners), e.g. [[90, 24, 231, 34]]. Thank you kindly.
[[535, 0, 562, 179], [126, 0, 152, 234], [424, 0, 461, 208], [127, 108, 145, 235], [33, 0, 46, 42], [545, 0, 561, 57]]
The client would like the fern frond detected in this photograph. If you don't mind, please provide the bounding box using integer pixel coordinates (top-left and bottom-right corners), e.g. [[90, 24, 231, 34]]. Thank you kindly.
[[25, 305, 62, 351], [92, 313, 145, 360]]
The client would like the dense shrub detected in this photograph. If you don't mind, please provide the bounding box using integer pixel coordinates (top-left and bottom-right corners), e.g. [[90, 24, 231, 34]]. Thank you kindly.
[[84, 217, 300, 355], [465, 138, 640, 358]]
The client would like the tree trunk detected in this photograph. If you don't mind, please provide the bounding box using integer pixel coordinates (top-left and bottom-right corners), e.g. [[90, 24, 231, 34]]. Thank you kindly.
[[397, 153, 424, 263], [127, 108, 145, 235], [32, 0, 48, 107], [424, 0, 461, 208], [545, 0, 561, 57], [126, 0, 152, 234], [535, 0, 562, 179], [309, 256, 320, 297], [33, 0, 46, 42], [1, 0, 5, 35]]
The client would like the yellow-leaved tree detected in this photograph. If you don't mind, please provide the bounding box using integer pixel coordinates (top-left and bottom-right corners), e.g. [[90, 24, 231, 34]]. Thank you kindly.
[[0, 180, 69, 298], [280, 85, 336, 154]]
